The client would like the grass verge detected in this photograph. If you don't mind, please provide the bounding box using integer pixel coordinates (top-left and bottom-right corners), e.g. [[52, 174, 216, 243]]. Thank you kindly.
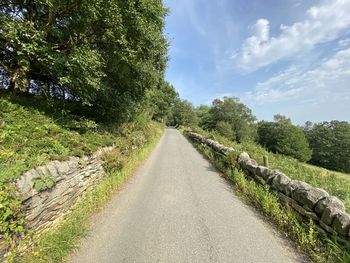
[[7, 122, 163, 263], [190, 127, 350, 211], [186, 132, 350, 263]]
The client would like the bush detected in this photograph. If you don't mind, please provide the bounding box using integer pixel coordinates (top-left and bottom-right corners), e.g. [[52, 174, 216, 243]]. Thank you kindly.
[[258, 121, 312, 162], [215, 121, 235, 140], [306, 121, 350, 173], [101, 150, 126, 174]]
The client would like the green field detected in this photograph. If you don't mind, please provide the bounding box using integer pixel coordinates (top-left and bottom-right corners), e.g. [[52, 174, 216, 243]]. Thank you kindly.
[[191, 127, 350, 211]]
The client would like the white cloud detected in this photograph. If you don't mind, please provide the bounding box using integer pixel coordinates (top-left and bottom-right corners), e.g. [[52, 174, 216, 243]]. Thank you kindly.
[[235, 0, 350, 72], [254, 19, 270, 42], [246, 48, 350, 103], [338, 38, 350, 47]]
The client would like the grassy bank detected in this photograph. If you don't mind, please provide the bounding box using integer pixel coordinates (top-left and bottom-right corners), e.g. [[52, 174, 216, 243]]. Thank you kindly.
[[9, 121, 163, 263], [0, 93, 126, 182], [186, 131, 350, 262], [0, 94, 164, 262], [190, 127, 350, 211]]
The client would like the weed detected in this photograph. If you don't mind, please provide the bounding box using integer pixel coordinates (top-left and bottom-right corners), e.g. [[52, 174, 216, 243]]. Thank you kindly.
[[189, 134, 350, 263], [32, 176, 55, 192], [190, 127, 350, 211]]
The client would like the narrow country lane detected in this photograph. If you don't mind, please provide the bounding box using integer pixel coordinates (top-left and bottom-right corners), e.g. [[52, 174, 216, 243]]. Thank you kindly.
[[69, 128, 304, 263]]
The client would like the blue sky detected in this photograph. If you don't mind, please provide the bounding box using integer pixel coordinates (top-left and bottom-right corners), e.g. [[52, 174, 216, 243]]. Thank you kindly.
[[164, 0, 350, 124]]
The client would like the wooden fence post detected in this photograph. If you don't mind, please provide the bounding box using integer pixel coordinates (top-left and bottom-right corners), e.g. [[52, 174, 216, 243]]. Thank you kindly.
[[263, 156, 269, 168]]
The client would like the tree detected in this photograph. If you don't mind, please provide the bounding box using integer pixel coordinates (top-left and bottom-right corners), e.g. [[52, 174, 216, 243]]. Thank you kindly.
[[215, 121, 235, 140], [209, 97, 256, 142], [168, 99, 198, 127], [306, 121, 350, 173], [0, 0, 169, 121], [196, 104, 212, 130], [145, 80, 178, 123], [258, 115, 312, 162]]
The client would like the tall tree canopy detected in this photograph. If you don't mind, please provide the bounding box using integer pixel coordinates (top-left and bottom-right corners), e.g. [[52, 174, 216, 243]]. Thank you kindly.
[[195, 104, 211, 130], [168, 99, 198, 127], [145, 80, 178, 123], [208, 97, 256, 142], [258, 115, 312, 162], [0, 0, 168, 120], [305, 121, 350, 173]]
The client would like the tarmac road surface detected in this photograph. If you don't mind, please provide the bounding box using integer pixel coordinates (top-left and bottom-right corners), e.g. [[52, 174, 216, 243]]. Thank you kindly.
[[69, 128, 304, 263]]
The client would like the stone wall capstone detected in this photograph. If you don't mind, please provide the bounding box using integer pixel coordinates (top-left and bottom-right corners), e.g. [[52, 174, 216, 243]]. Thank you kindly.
[[187, 131, 350, 244]]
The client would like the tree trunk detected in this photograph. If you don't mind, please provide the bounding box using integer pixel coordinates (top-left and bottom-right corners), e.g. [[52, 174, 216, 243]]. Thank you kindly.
[[8, 72, 17, 91]]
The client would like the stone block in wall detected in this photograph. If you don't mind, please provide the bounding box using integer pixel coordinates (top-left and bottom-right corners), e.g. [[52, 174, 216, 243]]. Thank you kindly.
[[315, 196, 345, 217], [319, 221, 338, 235], [271, 171, 292, 196], [54, 161, 70, 175], [46, 163, 59, 178], [304, 210, 319, 221], [238, 152, 250, 165], [250, 173, 266, 185], [291, 201, 307, 216], [264, 169, 278, 184], [292, 186, 329, 211], [244, 159, 258, 175], [321, 207, 343, 226], [332, 212, 350, 236], [16, 169, 40, 201], [289, 180, 310, 195], [256, 166, 269, 180], [278, 193, 294, 205]]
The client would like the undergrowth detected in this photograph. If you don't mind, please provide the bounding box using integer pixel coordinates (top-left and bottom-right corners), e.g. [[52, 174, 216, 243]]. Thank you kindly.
[[190, 127, 350, 211], [188, 133, 350, 263], [0, 94, 122, 182], [8, 121, 164, 263]]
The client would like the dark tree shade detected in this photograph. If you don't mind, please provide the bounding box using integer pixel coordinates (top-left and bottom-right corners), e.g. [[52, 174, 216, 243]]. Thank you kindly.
[[306, 121, 350, 173], [0, 0, 169, 121], [258, 116, 312, 162]]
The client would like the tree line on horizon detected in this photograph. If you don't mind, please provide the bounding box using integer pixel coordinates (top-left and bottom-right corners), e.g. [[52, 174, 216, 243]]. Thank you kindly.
[[168, 96, 350, 174]]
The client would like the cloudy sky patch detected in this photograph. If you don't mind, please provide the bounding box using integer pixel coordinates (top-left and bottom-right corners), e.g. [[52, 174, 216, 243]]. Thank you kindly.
[[164, 0, 350, 124]]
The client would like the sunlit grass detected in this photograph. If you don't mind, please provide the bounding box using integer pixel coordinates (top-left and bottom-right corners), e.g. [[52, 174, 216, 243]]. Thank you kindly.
[[191, 127, 350, 211], [0, 95, 122, 182], [10, 122, 163, 263], [190, 137, 350, 263]]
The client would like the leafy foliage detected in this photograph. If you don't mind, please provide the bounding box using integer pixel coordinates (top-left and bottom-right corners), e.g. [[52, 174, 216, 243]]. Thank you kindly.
[[215, 121, 235, 140], [102, 150, 126, 174], [168, 99, 198, 127], [196, 96, 257, 142], [0, 183, 26, 248], [0, 94, 120, 182], [195, 104, 212, 130], [258, 115, 312, 162], [0, 0, 169, 120], [145, 80, 178, 123], [33, 176, 56, 192], [305, 121, 350, 173]]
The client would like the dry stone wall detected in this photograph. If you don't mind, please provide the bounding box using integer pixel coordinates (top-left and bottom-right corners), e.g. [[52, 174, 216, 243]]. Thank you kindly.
[[14, 146, 114, 233], [187, 131, 350, 244]]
